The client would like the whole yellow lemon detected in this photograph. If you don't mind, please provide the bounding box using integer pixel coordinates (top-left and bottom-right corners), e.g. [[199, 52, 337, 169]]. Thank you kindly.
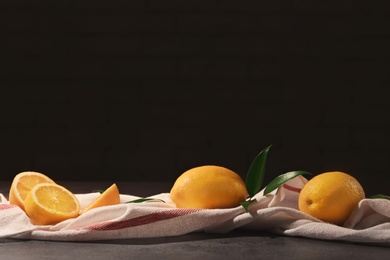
[[298, 171, 365, 225], [170, 165, 248, 209]]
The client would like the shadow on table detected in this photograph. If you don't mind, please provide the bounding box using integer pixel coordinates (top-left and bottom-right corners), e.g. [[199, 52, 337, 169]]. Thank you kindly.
[[0, 229, 276, 245], [90, 229, 278, 245]]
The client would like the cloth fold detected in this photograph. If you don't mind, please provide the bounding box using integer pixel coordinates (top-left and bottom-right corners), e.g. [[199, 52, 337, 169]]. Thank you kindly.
[[1, 176, 389, 245]]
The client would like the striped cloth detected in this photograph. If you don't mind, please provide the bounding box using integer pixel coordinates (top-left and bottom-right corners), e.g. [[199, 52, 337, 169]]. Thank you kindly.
[[1, 176, 389, 245]]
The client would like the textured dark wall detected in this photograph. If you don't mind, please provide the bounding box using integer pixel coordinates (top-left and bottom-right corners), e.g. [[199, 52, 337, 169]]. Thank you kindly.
[[1, 1, 389, 196]]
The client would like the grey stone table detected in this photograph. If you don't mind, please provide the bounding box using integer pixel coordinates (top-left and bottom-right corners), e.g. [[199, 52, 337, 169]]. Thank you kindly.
[[1, 181, 389, 260]]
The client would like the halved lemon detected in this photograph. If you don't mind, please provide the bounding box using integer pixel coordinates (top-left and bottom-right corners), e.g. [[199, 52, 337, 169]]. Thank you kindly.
[[9, 171, 55, 211], [24, 183, 80, 225]]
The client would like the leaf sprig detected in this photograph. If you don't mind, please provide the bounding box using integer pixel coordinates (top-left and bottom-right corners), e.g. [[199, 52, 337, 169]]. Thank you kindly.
[[263, 170, 311, 195], [126, 198, 165, 204], [93, 189, 165, 204], [240, 145, 311, 211], [369, 194, 390, 200], [245, 145, 272, 197]]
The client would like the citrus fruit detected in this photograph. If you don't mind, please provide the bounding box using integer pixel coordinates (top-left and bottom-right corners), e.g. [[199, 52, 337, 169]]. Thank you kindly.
[[170, 165, 248, 209], [24, 183, 81, 225], [9, 171, 55, 211], [81, 183, 120, 214], [298, 171, 365, 225]]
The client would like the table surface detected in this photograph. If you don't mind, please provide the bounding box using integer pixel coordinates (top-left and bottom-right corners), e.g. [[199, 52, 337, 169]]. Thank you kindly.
[[1, 181, 389, 260]]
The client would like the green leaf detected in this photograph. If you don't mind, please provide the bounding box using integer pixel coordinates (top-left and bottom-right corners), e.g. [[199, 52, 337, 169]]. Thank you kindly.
[[369, 194, 390, 200], [240, 199, 255, 212], [126, 198, 165, 203], [245, 145, 272, 197], [93, 189, 105, 194], [263, 170, 311, 195]]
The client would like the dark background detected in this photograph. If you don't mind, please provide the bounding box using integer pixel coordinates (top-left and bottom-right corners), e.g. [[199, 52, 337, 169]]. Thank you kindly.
[[0, 1, 389, 196]]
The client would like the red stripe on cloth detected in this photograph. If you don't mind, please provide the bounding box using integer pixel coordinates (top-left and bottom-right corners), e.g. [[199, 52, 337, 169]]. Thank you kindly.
[[282, 184, 301, 193], [0, 204, 16, 210], [83, 208, 201, 231]]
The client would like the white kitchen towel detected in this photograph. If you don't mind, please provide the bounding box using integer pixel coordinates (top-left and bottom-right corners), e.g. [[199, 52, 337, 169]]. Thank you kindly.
[[1, 176, 389, 245]]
